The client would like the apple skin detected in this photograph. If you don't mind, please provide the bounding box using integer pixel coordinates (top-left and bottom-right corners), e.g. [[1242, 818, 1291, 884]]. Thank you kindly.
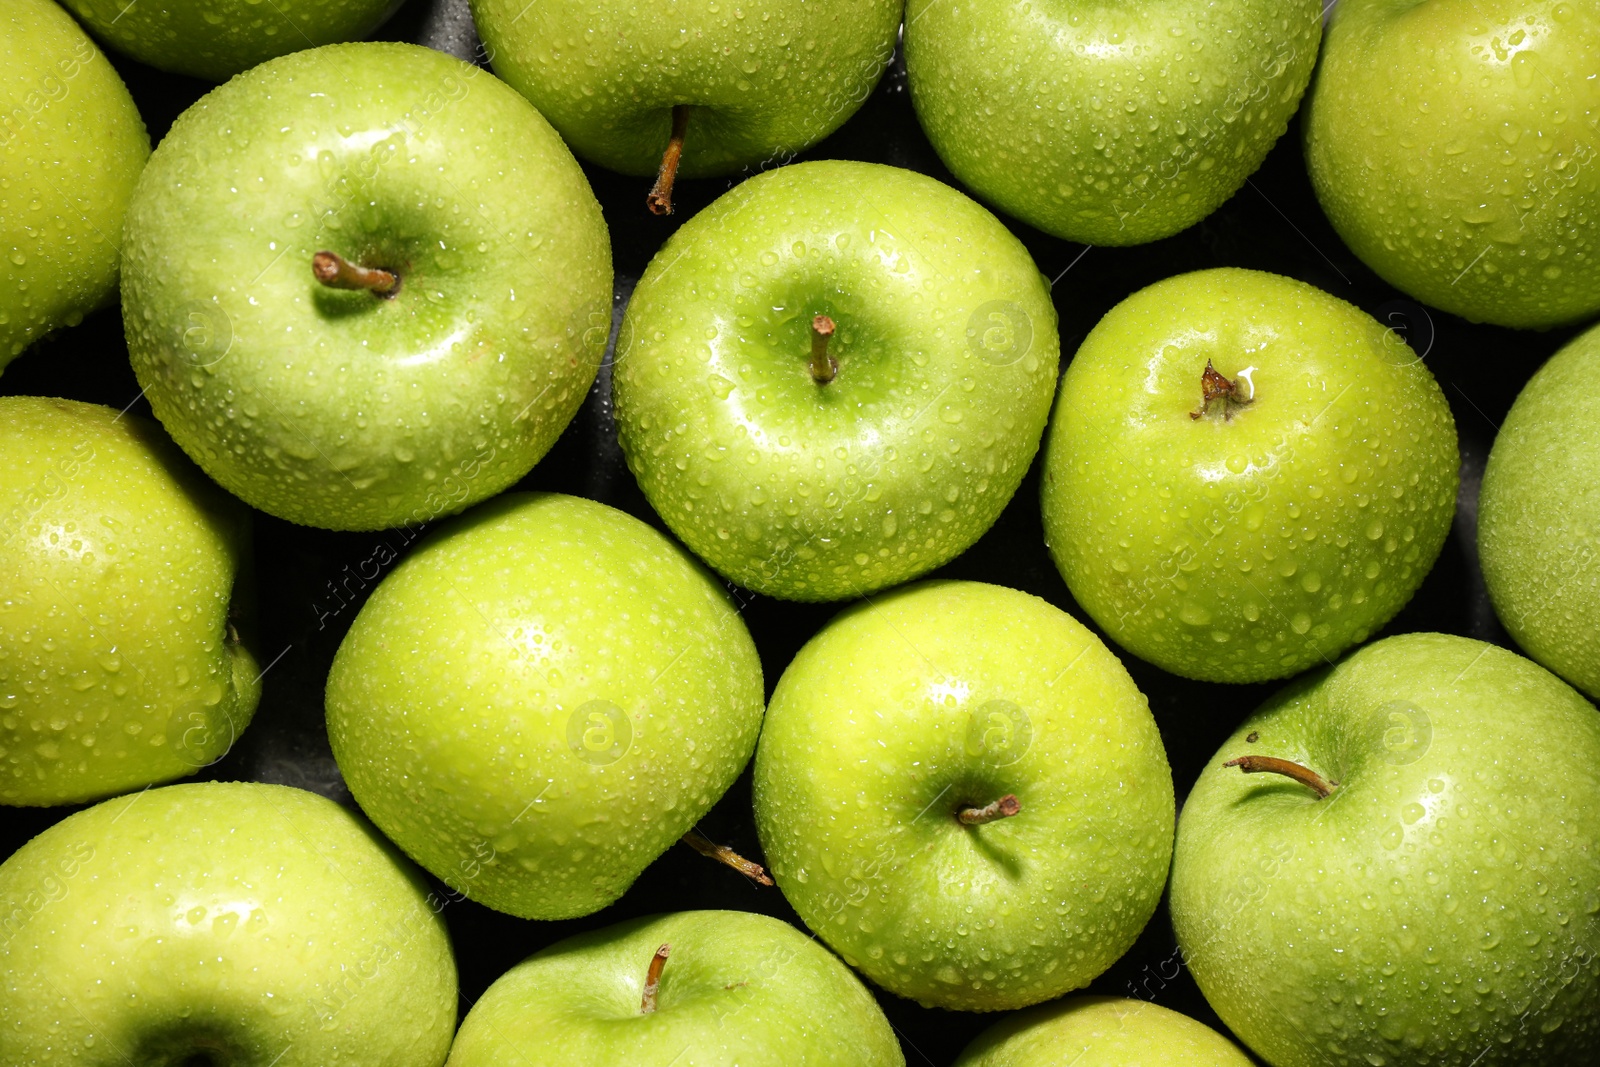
[[470, 0, 902, 179], [326, 492, 765, 921], [753, 580, 1173, 1012], [1171, 633, 1600, 1067], [952, 996, 1253, 1067], [1479, 322, 1600, 700], [1041, 268, 1459, 684], [614, 160, 1060, 601], [122, 42, 612, 532], [445, 910, 904, 1066], [1304, 0, 1600, 329], [904, 0, 1321, 246], [0, 781, 457, 1067], [0, 396, 260, 807], [58, 0, 404, 82], [0, 0, 148, 371]]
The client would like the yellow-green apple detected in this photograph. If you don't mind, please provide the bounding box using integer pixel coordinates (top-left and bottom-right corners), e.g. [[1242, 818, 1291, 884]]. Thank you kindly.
[[1041, 268, 1459, 683], [121, 43, 612, 531], [953, 996, 1253, 1067], [326, 493, 765, 920], [0, 396, 259, 807]]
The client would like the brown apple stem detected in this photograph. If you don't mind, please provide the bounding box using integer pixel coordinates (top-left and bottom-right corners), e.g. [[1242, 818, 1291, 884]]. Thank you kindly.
[[312, 251, 398, 296], [647, 105, 690, 216], [809, 314, 838, 384], [957, 794, 1021, 825], [640, 943, 671, 1014], [681, 829, 774, 886], [1223, 755, 1336, 798], [1190, 359, 1250, 421]]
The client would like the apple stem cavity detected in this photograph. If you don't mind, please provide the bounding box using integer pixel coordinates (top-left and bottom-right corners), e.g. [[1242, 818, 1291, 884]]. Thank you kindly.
[[640, 942, 671, 1014], [681, 828, 775, 885], [1190, 359, 1251, 421], [647, 105, 691, 216], [312, 251, 399, 297], [1223, 755, 1337, 799], [957, 794, 1021, 825], [809, 314, 839, 384]]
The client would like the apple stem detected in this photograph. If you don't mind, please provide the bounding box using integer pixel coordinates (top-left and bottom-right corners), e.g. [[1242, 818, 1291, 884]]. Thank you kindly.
[[681, 829, 774, 886], [809, 314, 838, 384], [957, 794, 1021, 825], [640, 943, 671, 1014], [312, 251, 399, 297], [1223, 755, 1337, 798], [1190, 359, 1250, 421], [647, 105, 691, 216]]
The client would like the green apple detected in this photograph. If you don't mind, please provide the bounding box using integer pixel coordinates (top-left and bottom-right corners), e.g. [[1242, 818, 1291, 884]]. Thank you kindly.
[[1480, 321, 1600, 699], [614, 160, 1060, 602], [753, 580, 1173, 1012], [446, 910, 904, 1066], [122, 42, 612, 532], [1171, 632, 1600, 1067], [1, 0, 148, 371], [953, 996, 1253, 1067], [904, 0, 1321, 245], [326, 492, 765, 920], [471, 0, 903, 212], [0, 396, 260, 807], [0, 780, 457, 1066], [59, 0, 403, 82], [1305, 0, 1600, 329], [1041, 268, 1459, 684]]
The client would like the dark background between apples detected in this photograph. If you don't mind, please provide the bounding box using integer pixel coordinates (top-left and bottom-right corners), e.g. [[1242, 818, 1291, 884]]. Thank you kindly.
[[0, 2, 1585, 1063]]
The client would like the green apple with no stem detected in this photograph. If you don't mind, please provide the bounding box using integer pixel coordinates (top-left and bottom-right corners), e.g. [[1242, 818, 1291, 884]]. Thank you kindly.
[[904, 0, 1321, 245], [1305, 0, 1600, 329], [446, 910, 904, 1066], [754, 580, 1173, 1011], [0, 781, 457, 1066], [0, 396, 260, 807], [471, 0, 902, 211], [953, 996, 1253, 1067], [1041, 268, 1459, 684], [122, 42, 612, 532], [1, 0, 148, 371], [59, 0, 403, 82], [1479, 320, 1600, 699], [614, 160, 1060, 602], [1171, 633, 1600, 1067], [327, 492, 765, 921]]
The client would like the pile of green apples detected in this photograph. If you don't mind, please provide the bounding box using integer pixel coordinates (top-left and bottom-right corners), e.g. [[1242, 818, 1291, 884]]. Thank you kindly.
[[3, 0, 1599, 1065]]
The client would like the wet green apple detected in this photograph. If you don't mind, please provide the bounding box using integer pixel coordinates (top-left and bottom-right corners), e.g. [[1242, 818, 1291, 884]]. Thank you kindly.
[[614, 160, 1059, 601], [471, 0, 902, 211], [1172, 633, 1600, 1067], [327, 493, 765, 920], [1479, 320, 1600, 699], [1305, 0, 1600, 329], [446, 911, 904, 1066], [0, 781, 457, 1067], [1, 0, 148, 371], [754, 580, 1173, 1011], [59, 0, 403, 82], [905, 0, 1321, 245], [0, 396, 259, 807], [953, 996, 1253, 1067], [122, 42, 611, 531], [1041, 268, 1459, 684]]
